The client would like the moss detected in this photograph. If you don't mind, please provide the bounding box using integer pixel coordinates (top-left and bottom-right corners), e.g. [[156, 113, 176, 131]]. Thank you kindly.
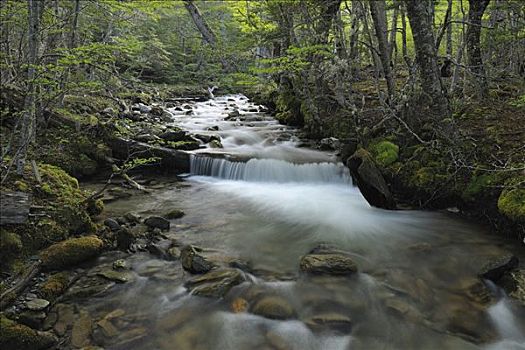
[[39, 272, 70, 301], [498, 187, 525, 221], [166, 140, 199, 150], [369, 140, 399, 167], [0, 230, 22, 268], [0, 315, 56, 350], [462, 173, 502, 202], [14, 180, 29, 192], [86, 198, 104, 216], [40, 235, 105, 271]]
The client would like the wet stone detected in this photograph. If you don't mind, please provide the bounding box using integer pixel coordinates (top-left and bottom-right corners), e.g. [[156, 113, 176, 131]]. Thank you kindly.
[[53, 303, 75, 336], [251, 296, 296, 320], [478, 253, 519, 282], [71, 309, 93, 348], [181, 245, 215, 274], [300, 253, 358, 276], [185, 268, 245, 298], [97, 269, 135, 283], [18, 310, 47, 329], [303, 312, 353, 334], [25, 298, 50, 311], [144, 216, 170, 231]]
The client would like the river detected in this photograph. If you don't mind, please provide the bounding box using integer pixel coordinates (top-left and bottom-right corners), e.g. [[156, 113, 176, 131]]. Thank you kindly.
[[75, 95, 524, 350]]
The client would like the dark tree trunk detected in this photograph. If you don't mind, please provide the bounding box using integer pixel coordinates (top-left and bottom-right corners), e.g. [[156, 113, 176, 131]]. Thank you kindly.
[[466, 0, 490, 97], [369, 0, 395, 100], [404, 0, 450, 119]]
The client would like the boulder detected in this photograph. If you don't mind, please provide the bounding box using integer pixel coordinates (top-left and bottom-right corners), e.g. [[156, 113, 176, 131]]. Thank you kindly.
[[104, 218, 121, 232], [499, 269, 525, 306], [193, 134, 220, 144], [149, 105, 164, 116], [319, 137, 341, 151], [346, 149, 396, 209], [144, 216, 170, 231], [40, 236, 104, 271], [180, 245, 215, 274], [164, 209, 185, 219], [300, 245, 358, 276], [159, 130, 187, 142], [0, 316, 57, 350], [225, 110, 240, 120], [251, 296, 296, 320], [478, 253, 519, 282], [184, 269, 245, 298], [209, 140, 223, 148]]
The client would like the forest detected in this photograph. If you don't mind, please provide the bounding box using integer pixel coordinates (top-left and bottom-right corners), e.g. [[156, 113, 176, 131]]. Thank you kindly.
[[0, 1, 524, 350]]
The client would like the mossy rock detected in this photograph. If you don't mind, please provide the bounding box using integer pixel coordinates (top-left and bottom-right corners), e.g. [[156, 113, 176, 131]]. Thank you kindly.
[[38, 272, 71, 301], [0, 315, 57, 350], [369, 140, 399, 167], [0, 229, 22, 268], [86, 199, 104, 216], [498, 187, 525, 222], [40, 236, 105, 271], [164, 209, 185, 220]]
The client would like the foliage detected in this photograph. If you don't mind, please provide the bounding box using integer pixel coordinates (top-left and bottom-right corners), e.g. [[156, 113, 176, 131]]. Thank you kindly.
[[369, 140, 399, 167]]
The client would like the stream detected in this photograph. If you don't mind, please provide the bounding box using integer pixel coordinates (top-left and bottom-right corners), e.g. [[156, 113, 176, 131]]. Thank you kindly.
[[72, 95, 524, 350]]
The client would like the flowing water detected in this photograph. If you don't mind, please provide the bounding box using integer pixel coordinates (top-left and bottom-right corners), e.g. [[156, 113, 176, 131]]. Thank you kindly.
[[77, 95, 524, 350]]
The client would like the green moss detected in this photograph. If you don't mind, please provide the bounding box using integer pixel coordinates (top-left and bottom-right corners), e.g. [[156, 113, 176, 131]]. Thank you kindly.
[[369, 140, 399, 167], [462, 174, 496, 201], [0, 229, 22, 268], [40, 235, 105, 271], [39, 272, 70, 301], [498, 187, 525, 221], [86, 198, 104, 216], [14, 180, 28, 192], [0, 315, 56, 350], [166, 140, 199, 150]]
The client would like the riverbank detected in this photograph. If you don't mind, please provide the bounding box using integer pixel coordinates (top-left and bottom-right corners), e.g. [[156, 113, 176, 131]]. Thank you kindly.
[[247, 81, 525, 242]]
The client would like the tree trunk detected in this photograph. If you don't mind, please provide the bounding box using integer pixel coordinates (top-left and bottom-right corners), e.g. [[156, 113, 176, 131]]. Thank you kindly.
[[12, 0, 40, 174], [369, 0, 395, 100], [404, 0, 450, 119], [466, 0, 490, 97], [435, 0, 452, 52], [183, 0, 231, 72], [388, 2, 399, 63]]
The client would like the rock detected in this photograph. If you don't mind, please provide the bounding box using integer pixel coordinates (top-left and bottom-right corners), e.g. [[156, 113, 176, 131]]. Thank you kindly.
[[180, 245, 215, 274], [53, 303, 75, 336], [71, 309, 92, 348], [144, 216, 170, 231], [319, 137, 341, 151], [304, 312, 352, 334], [149, 105, 164, 116], [132, 103, 151, 114], [101, 107, 115, 116], [112, 259, 128, 270], [231, 298, 249, 313], [115, 217, 127, 226], [0, 315, 57, 350], [116, 228, 135, 251], [40, 236, 105, 271], [25, 298, 50, 311], [97, 269, 134, 283], [251, 296, 296, 320], [225, 110, 240, 120], [193, 134, 220, 143], [134, 133, 159, 143], [340, 139, 359, 162], [300, 249, 358, 276], [64, 276, 114, 299], [207, 126, 219, 131], [499, 269, 525, 306], [478, 253, 519, 282], [96, 319, 118, 338], [164, 209, 185, 219], [104, 218, 121, 232], [185, 269, 245, 298], [346, 149, 396, 209], [159, 130, 187, 142], [18, 310, 47, 329], [124, 212, 141, 224], [167, 246, 181, 260], [209, 139, 223, 148]]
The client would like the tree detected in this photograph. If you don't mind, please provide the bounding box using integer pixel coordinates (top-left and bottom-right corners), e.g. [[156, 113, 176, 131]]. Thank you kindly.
[[466, 0, 490, 97], [404, 0, 450, 119], [183, 0, 231, 72], [369, 0, 395, 100]]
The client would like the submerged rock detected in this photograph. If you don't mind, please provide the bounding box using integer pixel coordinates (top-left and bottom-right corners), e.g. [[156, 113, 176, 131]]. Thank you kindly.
[[304, 312, 353, 334], [180, 245, 215, 274], [346, 148, 396, 209], [300, 251, 358, 276], [144, 216, 170, 231], [164, 209, 185, 219], [185, 268, 245, 298], [478, 253, 519, 282], [71, 309, 92, 348], [251, 296, 296, 320]]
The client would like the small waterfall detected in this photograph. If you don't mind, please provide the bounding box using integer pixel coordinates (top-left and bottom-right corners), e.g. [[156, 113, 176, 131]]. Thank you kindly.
[[190, 155, 351, 184]]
